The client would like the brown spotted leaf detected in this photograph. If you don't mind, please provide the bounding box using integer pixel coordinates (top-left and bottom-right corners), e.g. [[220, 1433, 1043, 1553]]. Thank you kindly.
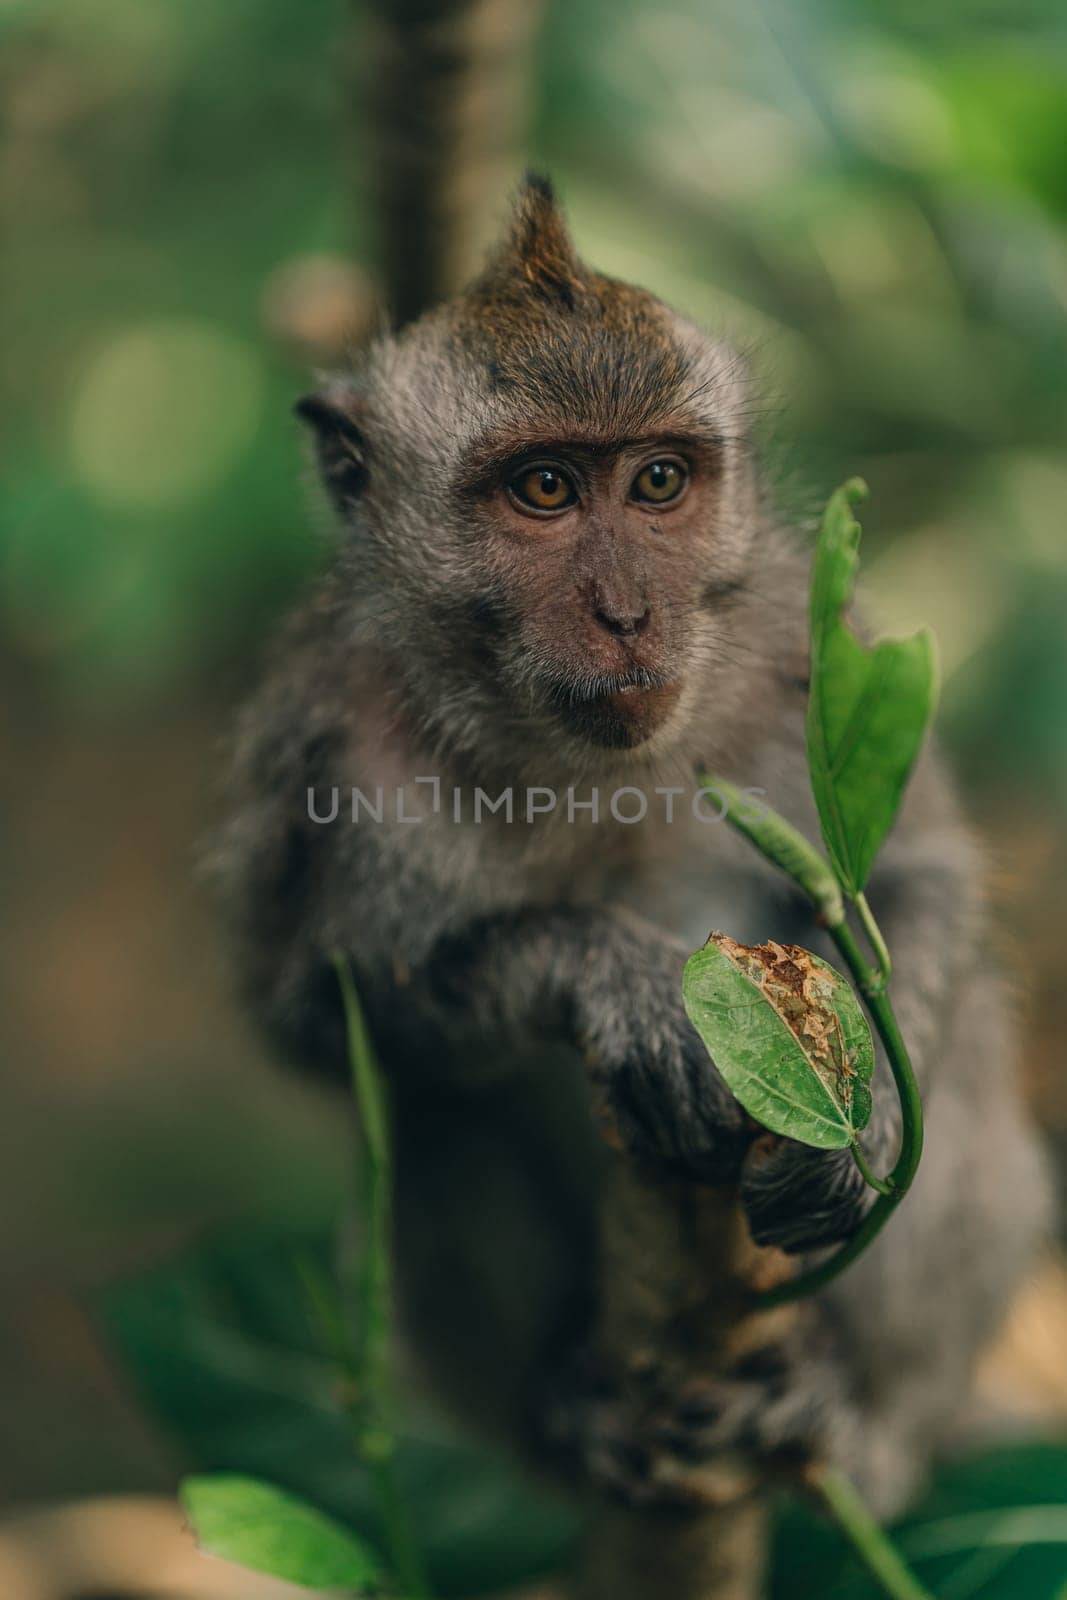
[[683, 934, 874, 1150]]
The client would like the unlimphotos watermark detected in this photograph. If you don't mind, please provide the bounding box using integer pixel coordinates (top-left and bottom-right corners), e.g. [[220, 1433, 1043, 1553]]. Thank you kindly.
[[307, 779, 767, 827]]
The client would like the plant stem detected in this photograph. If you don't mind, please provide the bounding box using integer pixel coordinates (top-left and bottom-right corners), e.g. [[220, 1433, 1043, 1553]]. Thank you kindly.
[[334, 955, 432, 1600], [809, 1466, 935, 1600], [830, 919, 924, 1202]]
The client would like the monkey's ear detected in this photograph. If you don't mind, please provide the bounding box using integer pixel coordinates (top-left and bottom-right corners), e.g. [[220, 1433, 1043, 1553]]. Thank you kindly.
[[294, 381, 367, 508], [488, 171, 586, 307]]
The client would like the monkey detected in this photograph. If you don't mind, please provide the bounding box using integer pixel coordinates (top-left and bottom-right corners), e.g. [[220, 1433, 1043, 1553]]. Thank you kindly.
[[213, 175, 1051, 1520]]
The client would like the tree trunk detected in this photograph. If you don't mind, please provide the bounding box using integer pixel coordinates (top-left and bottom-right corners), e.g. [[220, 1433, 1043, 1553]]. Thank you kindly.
[[576, 1154, 797, 1600], [578, 1501, 767, 1600], [361, 0, 547, 325]]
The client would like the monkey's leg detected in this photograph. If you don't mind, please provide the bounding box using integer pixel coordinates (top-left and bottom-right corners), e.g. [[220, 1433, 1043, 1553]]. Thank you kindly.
[[388, 1044, 602, 1451]]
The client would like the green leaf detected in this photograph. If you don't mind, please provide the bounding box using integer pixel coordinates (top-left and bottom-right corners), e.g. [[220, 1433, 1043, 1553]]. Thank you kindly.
[[181, 1473, 384, 1592], [807, 479, 939, 896], [683, 934, 873, 1149], [96, 1228, 579, 1597]]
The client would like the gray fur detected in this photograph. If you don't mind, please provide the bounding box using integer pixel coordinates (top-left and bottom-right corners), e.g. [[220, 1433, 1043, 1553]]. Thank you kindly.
[[212, 182, 1050, 1515]]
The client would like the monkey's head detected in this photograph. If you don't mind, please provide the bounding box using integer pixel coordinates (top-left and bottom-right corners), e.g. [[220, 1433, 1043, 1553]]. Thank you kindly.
[[298, 175, 769, 770]]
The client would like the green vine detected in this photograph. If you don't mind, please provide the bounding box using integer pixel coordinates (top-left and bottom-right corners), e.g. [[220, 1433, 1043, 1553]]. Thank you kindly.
[[701, 782, 926, 1308]]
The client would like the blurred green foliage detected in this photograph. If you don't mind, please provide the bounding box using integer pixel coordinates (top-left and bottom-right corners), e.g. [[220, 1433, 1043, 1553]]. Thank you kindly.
[[3, 0, 1067, 805], [100, 1227, 1067, 1599], [99, 1228, 581, 1597], [2, 0, 347, 703]]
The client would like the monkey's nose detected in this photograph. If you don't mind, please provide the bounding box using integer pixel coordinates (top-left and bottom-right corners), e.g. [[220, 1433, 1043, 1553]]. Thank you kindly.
[[594, 600, 652, 638]]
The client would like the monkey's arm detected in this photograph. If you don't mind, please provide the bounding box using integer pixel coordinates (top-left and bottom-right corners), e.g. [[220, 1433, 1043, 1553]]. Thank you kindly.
[[405, 901, 751, 1182], [216, 661, 740, 1188]]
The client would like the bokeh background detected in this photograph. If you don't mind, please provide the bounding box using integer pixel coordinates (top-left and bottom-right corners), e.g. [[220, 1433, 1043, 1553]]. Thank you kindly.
[[2, 0, 1066, 1568]]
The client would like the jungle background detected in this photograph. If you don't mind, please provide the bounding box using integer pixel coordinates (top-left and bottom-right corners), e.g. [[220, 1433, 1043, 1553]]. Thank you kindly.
[[2, 0, 1067, 1595]]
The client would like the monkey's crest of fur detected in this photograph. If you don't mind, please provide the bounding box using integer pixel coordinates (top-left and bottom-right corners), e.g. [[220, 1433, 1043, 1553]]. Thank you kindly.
[[437, 173, 714, 454], [479, 171, 586, 307]]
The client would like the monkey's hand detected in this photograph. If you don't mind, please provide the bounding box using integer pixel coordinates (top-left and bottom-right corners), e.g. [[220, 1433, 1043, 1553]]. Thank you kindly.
[[739, 1130, 879, 1253], [419, 906, 751, 1179], [576, 933, 751, 1186]]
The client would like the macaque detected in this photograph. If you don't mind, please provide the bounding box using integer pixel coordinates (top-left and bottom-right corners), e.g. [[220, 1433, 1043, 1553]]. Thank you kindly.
[[214, 176, 1049, 1515]]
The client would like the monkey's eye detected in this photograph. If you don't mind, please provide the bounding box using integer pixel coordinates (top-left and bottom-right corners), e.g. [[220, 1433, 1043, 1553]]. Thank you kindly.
[[508, 465, 577, 513], [632, 460, 687, 505]]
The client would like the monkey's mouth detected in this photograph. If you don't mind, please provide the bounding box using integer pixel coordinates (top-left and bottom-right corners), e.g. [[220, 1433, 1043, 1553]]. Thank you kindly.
[[546, 668, 683, 748]]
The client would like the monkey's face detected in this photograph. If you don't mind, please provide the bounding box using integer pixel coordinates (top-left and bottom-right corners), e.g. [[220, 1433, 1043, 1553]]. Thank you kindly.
[[455, 423, 740, 751], [299, 176, 759, 760]]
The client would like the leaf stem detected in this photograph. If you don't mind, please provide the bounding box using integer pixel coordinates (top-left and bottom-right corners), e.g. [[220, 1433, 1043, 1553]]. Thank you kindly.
[[854, 891, 892, 986], [849, 1137, 897, 1198], [333, 955, 432, 1600], [808, 1465, 935, 1600]]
